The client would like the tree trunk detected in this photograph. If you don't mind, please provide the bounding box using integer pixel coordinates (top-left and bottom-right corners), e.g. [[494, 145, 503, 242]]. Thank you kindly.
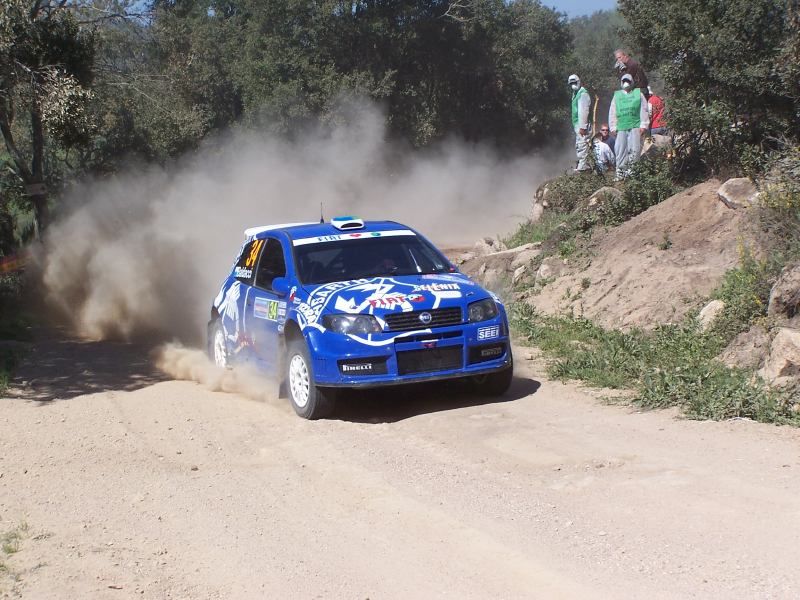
[[29, 107, 50, 236]]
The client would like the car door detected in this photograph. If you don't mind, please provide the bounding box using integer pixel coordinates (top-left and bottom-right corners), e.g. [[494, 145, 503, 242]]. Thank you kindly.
[[244, 237, 288, 375], [222, 238, 264, 362]]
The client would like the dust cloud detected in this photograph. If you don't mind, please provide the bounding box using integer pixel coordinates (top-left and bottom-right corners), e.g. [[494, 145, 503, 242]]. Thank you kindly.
[[155, 343, 285, 408], [39, 101, 569, 344]]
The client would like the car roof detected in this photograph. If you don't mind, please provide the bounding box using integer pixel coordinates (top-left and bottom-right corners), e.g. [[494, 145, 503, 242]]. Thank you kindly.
[[245, 220, 413, 241]]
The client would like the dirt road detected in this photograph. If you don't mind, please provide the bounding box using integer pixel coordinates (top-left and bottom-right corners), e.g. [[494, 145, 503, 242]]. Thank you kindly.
[[2, 329, 799, 599]]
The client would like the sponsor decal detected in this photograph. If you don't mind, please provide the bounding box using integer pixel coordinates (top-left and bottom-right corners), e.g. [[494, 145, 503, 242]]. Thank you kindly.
[[413, 282, 460, 292], [368, 293, 425, 308], [292, 229, 416, 246], [477, 325, 501, 340], [234, 267, 253, 279], [254, 297, 279, 321], [277, 301, 287, 319], [480, 346, 503, 358], [341, 363, 373, 373]]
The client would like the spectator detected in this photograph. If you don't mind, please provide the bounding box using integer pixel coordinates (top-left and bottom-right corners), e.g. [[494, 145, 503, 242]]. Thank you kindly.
[[609, 73, 649, 180], [593, 133, 615, 174], [614, 49, 649, 98], [568, 74, 592, 172], [647, 86, 668, 135], [599, 123, 616, 154]]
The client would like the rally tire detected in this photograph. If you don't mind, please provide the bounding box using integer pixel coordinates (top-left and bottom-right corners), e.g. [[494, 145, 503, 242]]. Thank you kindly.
[[209, 320, 229, 369], [285, 338, 336, 419], [472, 364, 514, 397]]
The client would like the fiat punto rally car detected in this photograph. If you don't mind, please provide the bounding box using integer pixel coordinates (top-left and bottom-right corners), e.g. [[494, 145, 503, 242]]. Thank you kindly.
[[208, 217, 513, 419]]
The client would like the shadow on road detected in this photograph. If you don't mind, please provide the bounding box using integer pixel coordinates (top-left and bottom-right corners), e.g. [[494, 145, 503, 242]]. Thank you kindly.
[[334, 375, 540, 424], [5, 326, 167, 403]]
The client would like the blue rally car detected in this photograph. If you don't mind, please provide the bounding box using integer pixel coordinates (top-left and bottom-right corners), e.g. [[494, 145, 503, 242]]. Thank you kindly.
[[208, 217, 513, 419]]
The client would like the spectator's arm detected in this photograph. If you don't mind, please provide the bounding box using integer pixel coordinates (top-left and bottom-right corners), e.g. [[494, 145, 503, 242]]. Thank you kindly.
[[578, 93, 591, 130], [609, 100, 617, 133]]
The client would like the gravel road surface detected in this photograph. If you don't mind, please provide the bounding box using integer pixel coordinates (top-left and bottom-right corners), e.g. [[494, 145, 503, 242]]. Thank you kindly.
[[2, 329, 799, 599]]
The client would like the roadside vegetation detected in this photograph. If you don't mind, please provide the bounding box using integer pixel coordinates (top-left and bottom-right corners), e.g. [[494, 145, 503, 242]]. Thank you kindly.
[[511, 148, 800, 424], [0, 521, 28, 587]]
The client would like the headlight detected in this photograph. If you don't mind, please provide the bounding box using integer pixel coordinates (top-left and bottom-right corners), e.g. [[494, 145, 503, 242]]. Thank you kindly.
[[468, 298, 499, 323], [322, 314, 382, 334]]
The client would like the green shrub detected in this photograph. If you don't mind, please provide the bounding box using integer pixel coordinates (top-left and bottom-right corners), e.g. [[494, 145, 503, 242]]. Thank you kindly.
[[541, 172, 610, 213], [601, 156, 679, 225], [511, 303, 799, 425], [503, 211, 574, 249]]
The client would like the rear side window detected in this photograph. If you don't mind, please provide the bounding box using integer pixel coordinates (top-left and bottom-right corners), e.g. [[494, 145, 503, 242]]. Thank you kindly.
[[234, 239, 264, 284], [255, 238, 286, 290]]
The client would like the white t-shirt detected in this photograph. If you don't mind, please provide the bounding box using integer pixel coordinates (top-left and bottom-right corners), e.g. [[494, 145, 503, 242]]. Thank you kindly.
[[594, 140, 615, 172]]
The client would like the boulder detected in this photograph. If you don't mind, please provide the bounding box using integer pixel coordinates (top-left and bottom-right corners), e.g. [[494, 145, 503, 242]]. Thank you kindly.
[[641, 134, 672, 159], [767, 263, 800, 325], [460, 243, 540, 293], [717, 177, 760, 209], [472, 237, 506, 257], [718, 325, 770, 370], [512, 264, 527, 285], [758, 327, 800, 383], [697, 299, 725, 331], [510, 245, 542, 269]]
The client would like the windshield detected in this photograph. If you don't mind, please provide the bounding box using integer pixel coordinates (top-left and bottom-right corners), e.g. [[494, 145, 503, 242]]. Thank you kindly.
[[294, 235, 452, 285]]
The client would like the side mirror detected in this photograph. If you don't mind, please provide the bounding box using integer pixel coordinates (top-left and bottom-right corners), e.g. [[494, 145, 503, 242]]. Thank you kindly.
[[271, 276, 290, 297]]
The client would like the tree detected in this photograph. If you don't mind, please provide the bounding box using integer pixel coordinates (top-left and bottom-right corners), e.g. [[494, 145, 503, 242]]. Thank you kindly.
[[0, 0, 96, 235], [619, 0, 800, 174]]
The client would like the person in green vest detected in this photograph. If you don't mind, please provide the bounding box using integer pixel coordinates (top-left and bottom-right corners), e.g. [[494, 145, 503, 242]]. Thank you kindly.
[[568, 74, 591, 172], [609, 73, 649, 180]]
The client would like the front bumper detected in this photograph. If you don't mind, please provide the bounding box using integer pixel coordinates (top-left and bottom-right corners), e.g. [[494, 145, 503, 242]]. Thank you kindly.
[[306, 318, 512, 388]]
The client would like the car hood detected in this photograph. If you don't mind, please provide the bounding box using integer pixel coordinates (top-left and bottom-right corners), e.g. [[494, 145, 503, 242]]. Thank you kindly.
[[293, 273, 493, 329]]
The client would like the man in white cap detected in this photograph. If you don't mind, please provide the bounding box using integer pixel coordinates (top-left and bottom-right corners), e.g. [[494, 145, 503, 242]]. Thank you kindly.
[[609, 73, 649, 180], [568, 74, 591, 172]]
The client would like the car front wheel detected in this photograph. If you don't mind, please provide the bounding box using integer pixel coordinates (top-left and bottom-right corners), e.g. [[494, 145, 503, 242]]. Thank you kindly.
[[285, 338, 336, 419], [472, 365, 513, 396]]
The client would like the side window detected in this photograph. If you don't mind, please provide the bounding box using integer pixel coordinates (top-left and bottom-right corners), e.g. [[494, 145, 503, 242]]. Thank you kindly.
[[255, 238, 286, 290], [234, 239, 264, 284]]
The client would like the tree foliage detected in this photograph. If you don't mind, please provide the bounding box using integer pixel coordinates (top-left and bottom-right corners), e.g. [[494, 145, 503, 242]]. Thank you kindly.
[[0, 0, 96, 232], [620, 0, 800, 175]]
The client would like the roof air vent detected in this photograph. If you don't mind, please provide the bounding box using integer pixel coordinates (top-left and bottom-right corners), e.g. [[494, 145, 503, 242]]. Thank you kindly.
[[331, 216, 364, 231]]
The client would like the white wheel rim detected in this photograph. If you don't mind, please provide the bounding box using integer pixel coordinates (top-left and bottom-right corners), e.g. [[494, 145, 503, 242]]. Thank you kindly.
[[289, 354, 310, 408], [213, 328, 228, 368]]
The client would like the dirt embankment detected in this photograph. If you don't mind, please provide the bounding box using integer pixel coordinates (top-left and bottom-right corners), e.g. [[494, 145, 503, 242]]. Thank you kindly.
[[536, 180, 762, 328]]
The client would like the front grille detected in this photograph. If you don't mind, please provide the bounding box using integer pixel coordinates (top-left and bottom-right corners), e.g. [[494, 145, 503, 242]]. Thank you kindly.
[[397, 345, 463, 375], [384, 307, 462, 332]]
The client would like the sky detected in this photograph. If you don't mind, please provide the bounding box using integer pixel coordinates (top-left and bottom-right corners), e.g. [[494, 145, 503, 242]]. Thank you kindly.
[[547, 0, 618, 17]]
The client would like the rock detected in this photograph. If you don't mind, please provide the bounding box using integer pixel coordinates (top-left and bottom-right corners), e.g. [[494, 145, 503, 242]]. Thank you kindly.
[[641, 134, 673, 159], [767, 263, 800, 325], [697, 299, 725, 331], [536, 256, 568, 281], [531, 200, 545, 223], [758, 328, 800, 383], [460, 242, 542, 294], [718, 325, 770, 369], [512, 264, 527, 285], [580, 186, 622, 213], [510, 245, 542, 269], [472, 238, 494, 257], [717, 177, 760, 209]]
